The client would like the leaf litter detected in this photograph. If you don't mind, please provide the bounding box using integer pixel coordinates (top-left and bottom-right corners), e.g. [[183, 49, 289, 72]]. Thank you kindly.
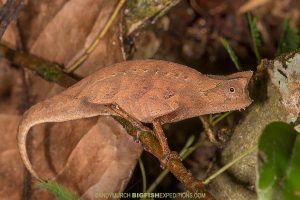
[[0, 0, 142, 199]]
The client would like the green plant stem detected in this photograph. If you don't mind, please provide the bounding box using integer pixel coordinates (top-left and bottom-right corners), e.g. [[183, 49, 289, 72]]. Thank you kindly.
[[37, 180, 80, 200], [181, 140, 205, 160], [146, 167, 168, 193], [179, 135, 196, 157], [218, 36, 242, 71], [247, 13, 261, 63], [139, 158, 147, 193], [276, 17, 300, 55], [212, 111, 232, 126], [203, 145, 257, 184]]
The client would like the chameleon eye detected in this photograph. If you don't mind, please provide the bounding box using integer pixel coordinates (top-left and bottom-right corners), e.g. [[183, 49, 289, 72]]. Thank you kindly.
[[229, 87, 235, 93]]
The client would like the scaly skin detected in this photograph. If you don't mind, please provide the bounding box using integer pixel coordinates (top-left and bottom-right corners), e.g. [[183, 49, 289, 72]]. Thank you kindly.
[[17, 59, 253, 180]]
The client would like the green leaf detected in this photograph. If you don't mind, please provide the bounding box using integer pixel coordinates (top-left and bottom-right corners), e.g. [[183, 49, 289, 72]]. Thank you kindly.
[[247, 13, 262, 63], [258, 122, 300, 200], [218, 36, 242, 71], [277, 17, 300, 55], [36, 180, 80, 200]]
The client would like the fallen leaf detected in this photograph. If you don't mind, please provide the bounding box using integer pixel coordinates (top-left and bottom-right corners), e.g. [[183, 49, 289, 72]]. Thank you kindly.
[[1, 0, 142, 199], [20, 0, 124, 77], [0, 114, 23, 200], [60, 117, 141, 199], [238, 0, 271, 14]]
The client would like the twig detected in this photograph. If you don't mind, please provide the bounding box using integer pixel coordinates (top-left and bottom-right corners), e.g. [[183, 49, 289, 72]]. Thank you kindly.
[[147, 135, 196, 193], [112, 116, 214, 199], [125, 0, 182, 37], [149, 0, 181, 28], [203, 145, 257, 184], [146, 107, 246, 194], [199, 116, 219, 144], [64, 0, 126, 73], [0, 43, 78, 87], [0, 0, 24, 38]]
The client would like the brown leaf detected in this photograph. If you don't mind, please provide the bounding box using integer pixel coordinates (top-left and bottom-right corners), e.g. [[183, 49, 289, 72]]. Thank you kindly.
[[0, 62, 23, 114], [60, 117, 141, 198], [20, 0, 124, 76], [0, 0, 23, 38], [31, 117, 142, 199], [0, 0, 23, 114], [0, 114, 24, 200], [1, 0, 141, 199]]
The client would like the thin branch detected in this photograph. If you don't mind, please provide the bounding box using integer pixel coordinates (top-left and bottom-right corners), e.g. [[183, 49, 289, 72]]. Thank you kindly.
[[0, 0, 24, 38], [0, 43, 77, 87], [199, 116, 219, 144], [146, 135, 196, 193], [203, 145, 257, 184], [64, 0, 126, 73], [112, 116, 214, 199]]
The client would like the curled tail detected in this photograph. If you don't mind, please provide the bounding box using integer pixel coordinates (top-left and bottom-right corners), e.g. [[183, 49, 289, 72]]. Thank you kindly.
[[17, 94, 113, 180], [17, 113, 41, 180]]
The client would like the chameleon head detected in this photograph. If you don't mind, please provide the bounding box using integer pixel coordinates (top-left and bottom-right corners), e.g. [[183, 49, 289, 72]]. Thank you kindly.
[[202, 71, 253, 113]]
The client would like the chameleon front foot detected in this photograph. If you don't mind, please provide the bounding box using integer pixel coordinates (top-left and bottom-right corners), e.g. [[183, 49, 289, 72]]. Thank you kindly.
[[152, 119, 178, 167]]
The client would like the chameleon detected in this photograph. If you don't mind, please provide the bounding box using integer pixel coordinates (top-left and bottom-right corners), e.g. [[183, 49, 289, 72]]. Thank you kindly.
[[17, 59, 253, 180]]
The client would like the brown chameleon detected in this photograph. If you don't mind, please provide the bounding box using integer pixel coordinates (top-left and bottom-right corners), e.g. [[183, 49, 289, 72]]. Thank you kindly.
[[17, 59, 253, 180]]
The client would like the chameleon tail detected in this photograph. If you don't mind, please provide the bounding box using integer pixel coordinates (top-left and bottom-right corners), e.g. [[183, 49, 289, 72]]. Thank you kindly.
[[17, 113, 40, 180], [17, 94, 113, 180]]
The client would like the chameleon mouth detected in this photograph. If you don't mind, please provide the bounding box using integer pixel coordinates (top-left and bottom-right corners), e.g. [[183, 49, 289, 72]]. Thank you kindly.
[[235, 97, 253, 111], [232, 75, 253, 110]]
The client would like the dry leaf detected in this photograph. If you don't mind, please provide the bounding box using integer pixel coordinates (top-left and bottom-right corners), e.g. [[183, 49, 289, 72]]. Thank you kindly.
[[0, 114, 23, 200], [0, 0, 22, 114], [20, 0, 124, 76], [62, 117, 141, 199], [0, 3, 25, 198], [0, 61, 23, 114], [238, 0, 271, 14], [1, 0, 142, 199]]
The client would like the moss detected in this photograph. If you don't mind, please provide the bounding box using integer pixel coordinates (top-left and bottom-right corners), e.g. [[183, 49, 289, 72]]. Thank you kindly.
[[112, 115, 137, 136], [35, 64, 62, 81]]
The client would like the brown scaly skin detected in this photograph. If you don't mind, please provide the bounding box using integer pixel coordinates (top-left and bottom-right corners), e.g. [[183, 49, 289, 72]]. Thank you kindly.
[[17, 59, 253, 182]]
